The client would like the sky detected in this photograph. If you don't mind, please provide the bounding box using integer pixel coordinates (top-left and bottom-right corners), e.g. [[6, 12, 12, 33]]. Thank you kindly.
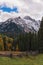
[[0, 0, 43, 22]]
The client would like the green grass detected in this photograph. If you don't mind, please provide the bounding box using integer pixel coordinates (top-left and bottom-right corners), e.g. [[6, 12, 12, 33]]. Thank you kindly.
[[0, 54, 43, 65]]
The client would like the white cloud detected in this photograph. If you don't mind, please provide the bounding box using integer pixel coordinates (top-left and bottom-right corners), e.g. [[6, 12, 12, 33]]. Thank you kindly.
[[33, 0, 41, 3], [0, 0, 43, 21]]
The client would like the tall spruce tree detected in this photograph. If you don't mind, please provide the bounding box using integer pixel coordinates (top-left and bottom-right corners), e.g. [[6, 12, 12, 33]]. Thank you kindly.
[[38, 17, 43, 52], [31, 33, 38, 51], [3, 36, 7, 50]]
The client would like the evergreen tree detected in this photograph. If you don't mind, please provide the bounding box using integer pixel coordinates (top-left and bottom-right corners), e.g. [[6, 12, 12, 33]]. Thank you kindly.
[[38, 17, 43, 52], [3, 36, 7, 50], [31, 33, 38, 51]]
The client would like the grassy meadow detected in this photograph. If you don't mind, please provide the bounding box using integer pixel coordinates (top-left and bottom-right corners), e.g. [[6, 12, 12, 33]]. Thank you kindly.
[[0, 54, 43, 65]]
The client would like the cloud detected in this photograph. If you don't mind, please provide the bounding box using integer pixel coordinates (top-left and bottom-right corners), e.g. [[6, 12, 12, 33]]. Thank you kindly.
[[0, 0, 43, 21]]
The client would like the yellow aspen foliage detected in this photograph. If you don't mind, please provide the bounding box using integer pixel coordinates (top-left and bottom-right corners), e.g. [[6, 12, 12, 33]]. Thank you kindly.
[[0, 34, 14, 51], [0, 35, 4, 50]]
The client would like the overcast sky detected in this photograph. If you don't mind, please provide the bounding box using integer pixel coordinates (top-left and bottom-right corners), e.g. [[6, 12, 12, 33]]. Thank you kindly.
[[0, 0, 43, 22]]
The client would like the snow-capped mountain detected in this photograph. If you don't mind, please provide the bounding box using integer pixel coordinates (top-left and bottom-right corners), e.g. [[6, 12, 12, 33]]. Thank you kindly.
[[24, 16, 40, 32], [0, 16, 40, 34]]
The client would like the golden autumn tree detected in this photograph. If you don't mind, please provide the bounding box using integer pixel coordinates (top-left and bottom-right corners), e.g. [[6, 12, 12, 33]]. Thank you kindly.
[[0, 35, 4, 50]]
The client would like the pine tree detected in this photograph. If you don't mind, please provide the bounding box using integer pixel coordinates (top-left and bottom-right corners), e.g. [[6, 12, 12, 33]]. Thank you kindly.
[[31, 33, 38, 51], [3, 36, 7, 50], [38, 17, 43, 52]]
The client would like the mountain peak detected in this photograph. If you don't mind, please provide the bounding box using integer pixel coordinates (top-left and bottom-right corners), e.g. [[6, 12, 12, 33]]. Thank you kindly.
[[24, 16, 32, 20], [0, 16, 40, 34], [17, 16, 21, 19], [24, 16, 36, 22]]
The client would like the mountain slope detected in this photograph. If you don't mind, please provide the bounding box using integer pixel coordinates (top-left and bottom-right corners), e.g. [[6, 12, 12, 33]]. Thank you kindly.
[[0, 19, 24, 37], [0, 16, 40, 36]]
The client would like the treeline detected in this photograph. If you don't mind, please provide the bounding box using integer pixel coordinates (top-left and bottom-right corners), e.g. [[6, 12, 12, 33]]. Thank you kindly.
[[0, 32, 38, 51], [0, 17, 43, 53]]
